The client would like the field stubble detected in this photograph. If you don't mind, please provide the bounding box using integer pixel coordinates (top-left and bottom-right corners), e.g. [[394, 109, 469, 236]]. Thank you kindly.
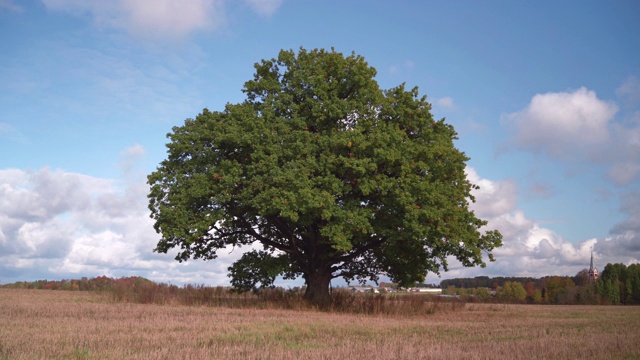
[[1, 289, 639, 359]]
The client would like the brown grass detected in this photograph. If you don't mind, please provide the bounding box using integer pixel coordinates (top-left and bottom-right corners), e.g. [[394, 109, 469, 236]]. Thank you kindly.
[[1, 288, 639, 359], [104, 282, 465, 315]]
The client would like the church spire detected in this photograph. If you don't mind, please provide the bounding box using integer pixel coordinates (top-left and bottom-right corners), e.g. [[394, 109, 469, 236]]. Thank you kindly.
[[588, 249, 599, 284]]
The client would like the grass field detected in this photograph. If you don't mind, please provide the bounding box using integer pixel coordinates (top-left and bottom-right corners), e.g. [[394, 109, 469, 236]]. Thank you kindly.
[[1, 288, 639, 359]]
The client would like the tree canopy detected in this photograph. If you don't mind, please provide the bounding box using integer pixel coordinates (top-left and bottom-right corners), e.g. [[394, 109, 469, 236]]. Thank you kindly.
[[147, 48, 502, 306]]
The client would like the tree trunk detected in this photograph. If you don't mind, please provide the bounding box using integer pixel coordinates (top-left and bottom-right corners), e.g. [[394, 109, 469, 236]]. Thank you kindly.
[[303, 268, 333, 308]]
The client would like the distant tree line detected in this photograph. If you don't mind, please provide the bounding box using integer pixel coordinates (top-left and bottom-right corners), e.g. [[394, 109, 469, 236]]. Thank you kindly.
[[0, 276, 153, 291], [439, 262, 640, 305], [3, 262, 639, 306], [596, 263, 640, 305], [441, 276, 541, 289]]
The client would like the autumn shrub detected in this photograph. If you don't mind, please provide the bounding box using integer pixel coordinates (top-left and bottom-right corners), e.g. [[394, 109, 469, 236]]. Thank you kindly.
[[103, 281, 466, 315], [107, 282, 259, 307]]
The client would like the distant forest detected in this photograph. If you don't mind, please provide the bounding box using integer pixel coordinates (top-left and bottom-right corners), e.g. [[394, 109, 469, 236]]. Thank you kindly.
[[439, 262, 640, 305]]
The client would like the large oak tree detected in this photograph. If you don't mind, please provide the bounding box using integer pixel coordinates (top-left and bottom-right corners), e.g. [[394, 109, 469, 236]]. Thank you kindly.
[[148, 48, 502, 306]]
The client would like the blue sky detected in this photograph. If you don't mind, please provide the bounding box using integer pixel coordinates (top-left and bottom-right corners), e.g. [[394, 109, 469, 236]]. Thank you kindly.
[[1, 0, 639, 286]]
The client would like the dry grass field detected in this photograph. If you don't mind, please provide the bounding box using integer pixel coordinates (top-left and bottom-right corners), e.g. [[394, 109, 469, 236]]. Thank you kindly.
[[1, 288, 639, 360]]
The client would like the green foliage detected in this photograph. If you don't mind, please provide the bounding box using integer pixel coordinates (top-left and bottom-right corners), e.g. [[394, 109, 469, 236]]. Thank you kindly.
[[496, 281, 527, 302], [474, 287, 491, 300], [543, 276, 575, 304], [572, 269, 590, 286], [605, 279, 621, 304], [443, 285, 457, 295], [228, 250, 296, 293], [597, 263, 640, 305], [440, 276, 539, 289], [531, 289, 543, 303], [0, 276, 153, 291], [147, 47, 502, 305]]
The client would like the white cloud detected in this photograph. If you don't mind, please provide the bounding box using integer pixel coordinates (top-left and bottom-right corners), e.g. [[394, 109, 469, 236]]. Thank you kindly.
[[435, 97, 456, 109], [42, 0, 226, 40], [597, 192, 640, 265], [16, 221, 76, 259], [245, 0, 283, 17], [120, 0, 225, 39], [609, 192, 640, 237], [455, 207, 600, 278], [505, 87, 618, 159], [41, 0, 286, 40], [0, 168, 103, 222], [464, 169, 566, 275], [442, 168, 640, 280], [124, 144, 145, 158], [504, 85, 640, 185], [467, 167, 518, 219], [0, 168, 133, 270], [0, 164, 251, 285]]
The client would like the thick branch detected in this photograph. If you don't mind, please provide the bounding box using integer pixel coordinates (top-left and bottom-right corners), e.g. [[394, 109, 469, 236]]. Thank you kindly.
[[336, 236, 387, 265], [227, 218, 292, 254]]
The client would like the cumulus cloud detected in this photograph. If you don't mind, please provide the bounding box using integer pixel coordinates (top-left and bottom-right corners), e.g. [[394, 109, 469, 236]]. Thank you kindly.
[[438, 168, 640, 280], [462, 168, 590, 277], [42, 0, 226, 40], [0, 168, 124, 257], [609, 192, 640, 239], [505, 87, 618, 159], [0, 168, 102, 223], [505, 85, 640, 185], [0, 163, 247, 285], [596, 192, 640, 265], [42, 0, 286, 40], [466, 167, 517, 219]]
